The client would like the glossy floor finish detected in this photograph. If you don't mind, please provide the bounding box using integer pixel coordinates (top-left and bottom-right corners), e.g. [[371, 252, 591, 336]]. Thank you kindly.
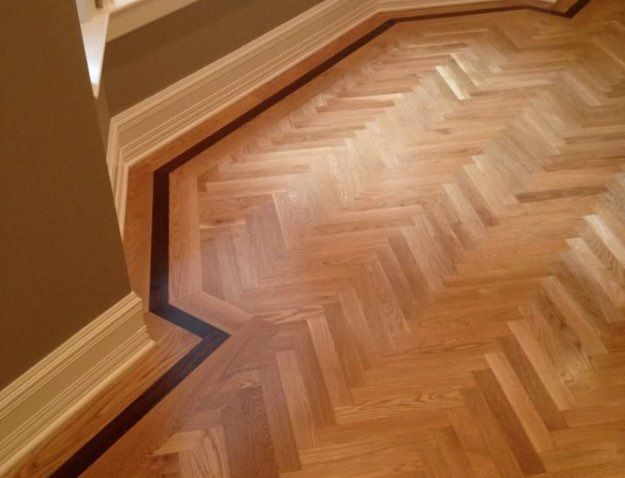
[[93, 1, 625, 476], [23, 0, 625, 476]]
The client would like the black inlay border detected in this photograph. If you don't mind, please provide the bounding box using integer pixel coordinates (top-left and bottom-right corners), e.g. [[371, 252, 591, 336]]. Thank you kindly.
[[52, 1, 591, 476]]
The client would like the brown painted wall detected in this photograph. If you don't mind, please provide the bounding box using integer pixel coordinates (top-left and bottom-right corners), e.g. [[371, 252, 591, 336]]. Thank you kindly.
[[101, 0, 324, 116], [0, 0, 131, 388]]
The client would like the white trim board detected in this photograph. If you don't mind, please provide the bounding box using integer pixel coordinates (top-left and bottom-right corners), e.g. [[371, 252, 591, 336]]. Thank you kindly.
[[0, 292, 154, 476], [105, 0, 557, 231], [79, 0, 201, 97], [107, 0, 202, 41]]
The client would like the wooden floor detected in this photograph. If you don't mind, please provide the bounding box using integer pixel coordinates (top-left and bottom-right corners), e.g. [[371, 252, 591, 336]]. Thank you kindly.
[[18, 0, 625, 476]]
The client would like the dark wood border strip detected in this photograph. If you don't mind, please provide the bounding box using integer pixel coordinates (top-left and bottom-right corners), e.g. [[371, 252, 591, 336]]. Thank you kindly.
[[52, 1, 591, 475], [50, 337, 225, 477], [149, 164, 228, 338]]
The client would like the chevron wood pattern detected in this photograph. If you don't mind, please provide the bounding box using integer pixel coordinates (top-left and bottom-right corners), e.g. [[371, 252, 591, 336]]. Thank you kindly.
[[73, 0, 625, 476]]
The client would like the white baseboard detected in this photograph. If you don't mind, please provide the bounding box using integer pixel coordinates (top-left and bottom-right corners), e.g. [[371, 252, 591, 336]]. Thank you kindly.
[[106, 0, 556, 231], [0, 292, 154, 476]]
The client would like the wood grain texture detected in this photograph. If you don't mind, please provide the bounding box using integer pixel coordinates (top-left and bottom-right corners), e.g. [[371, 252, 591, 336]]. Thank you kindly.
[[78, 0, 625, 474], [10, 0, 625, 476]]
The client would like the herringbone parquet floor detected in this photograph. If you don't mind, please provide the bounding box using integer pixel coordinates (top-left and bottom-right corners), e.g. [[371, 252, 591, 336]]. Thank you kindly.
[[86, 0, 625, 476]]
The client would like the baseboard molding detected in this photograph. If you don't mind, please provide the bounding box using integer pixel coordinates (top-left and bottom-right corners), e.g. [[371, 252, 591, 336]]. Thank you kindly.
[[105, 0, 559, 231], [379, 0, 511, 11], [0, 292, 154, 476]]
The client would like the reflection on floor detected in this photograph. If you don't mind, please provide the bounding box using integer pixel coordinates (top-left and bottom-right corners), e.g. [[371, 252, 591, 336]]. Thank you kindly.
[[20, 0, 625, 476]]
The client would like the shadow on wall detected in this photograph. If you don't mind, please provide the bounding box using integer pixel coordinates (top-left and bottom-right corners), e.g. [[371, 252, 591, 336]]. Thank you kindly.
[[99, 0, 325, 119], [0, 0, 131, 388]]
